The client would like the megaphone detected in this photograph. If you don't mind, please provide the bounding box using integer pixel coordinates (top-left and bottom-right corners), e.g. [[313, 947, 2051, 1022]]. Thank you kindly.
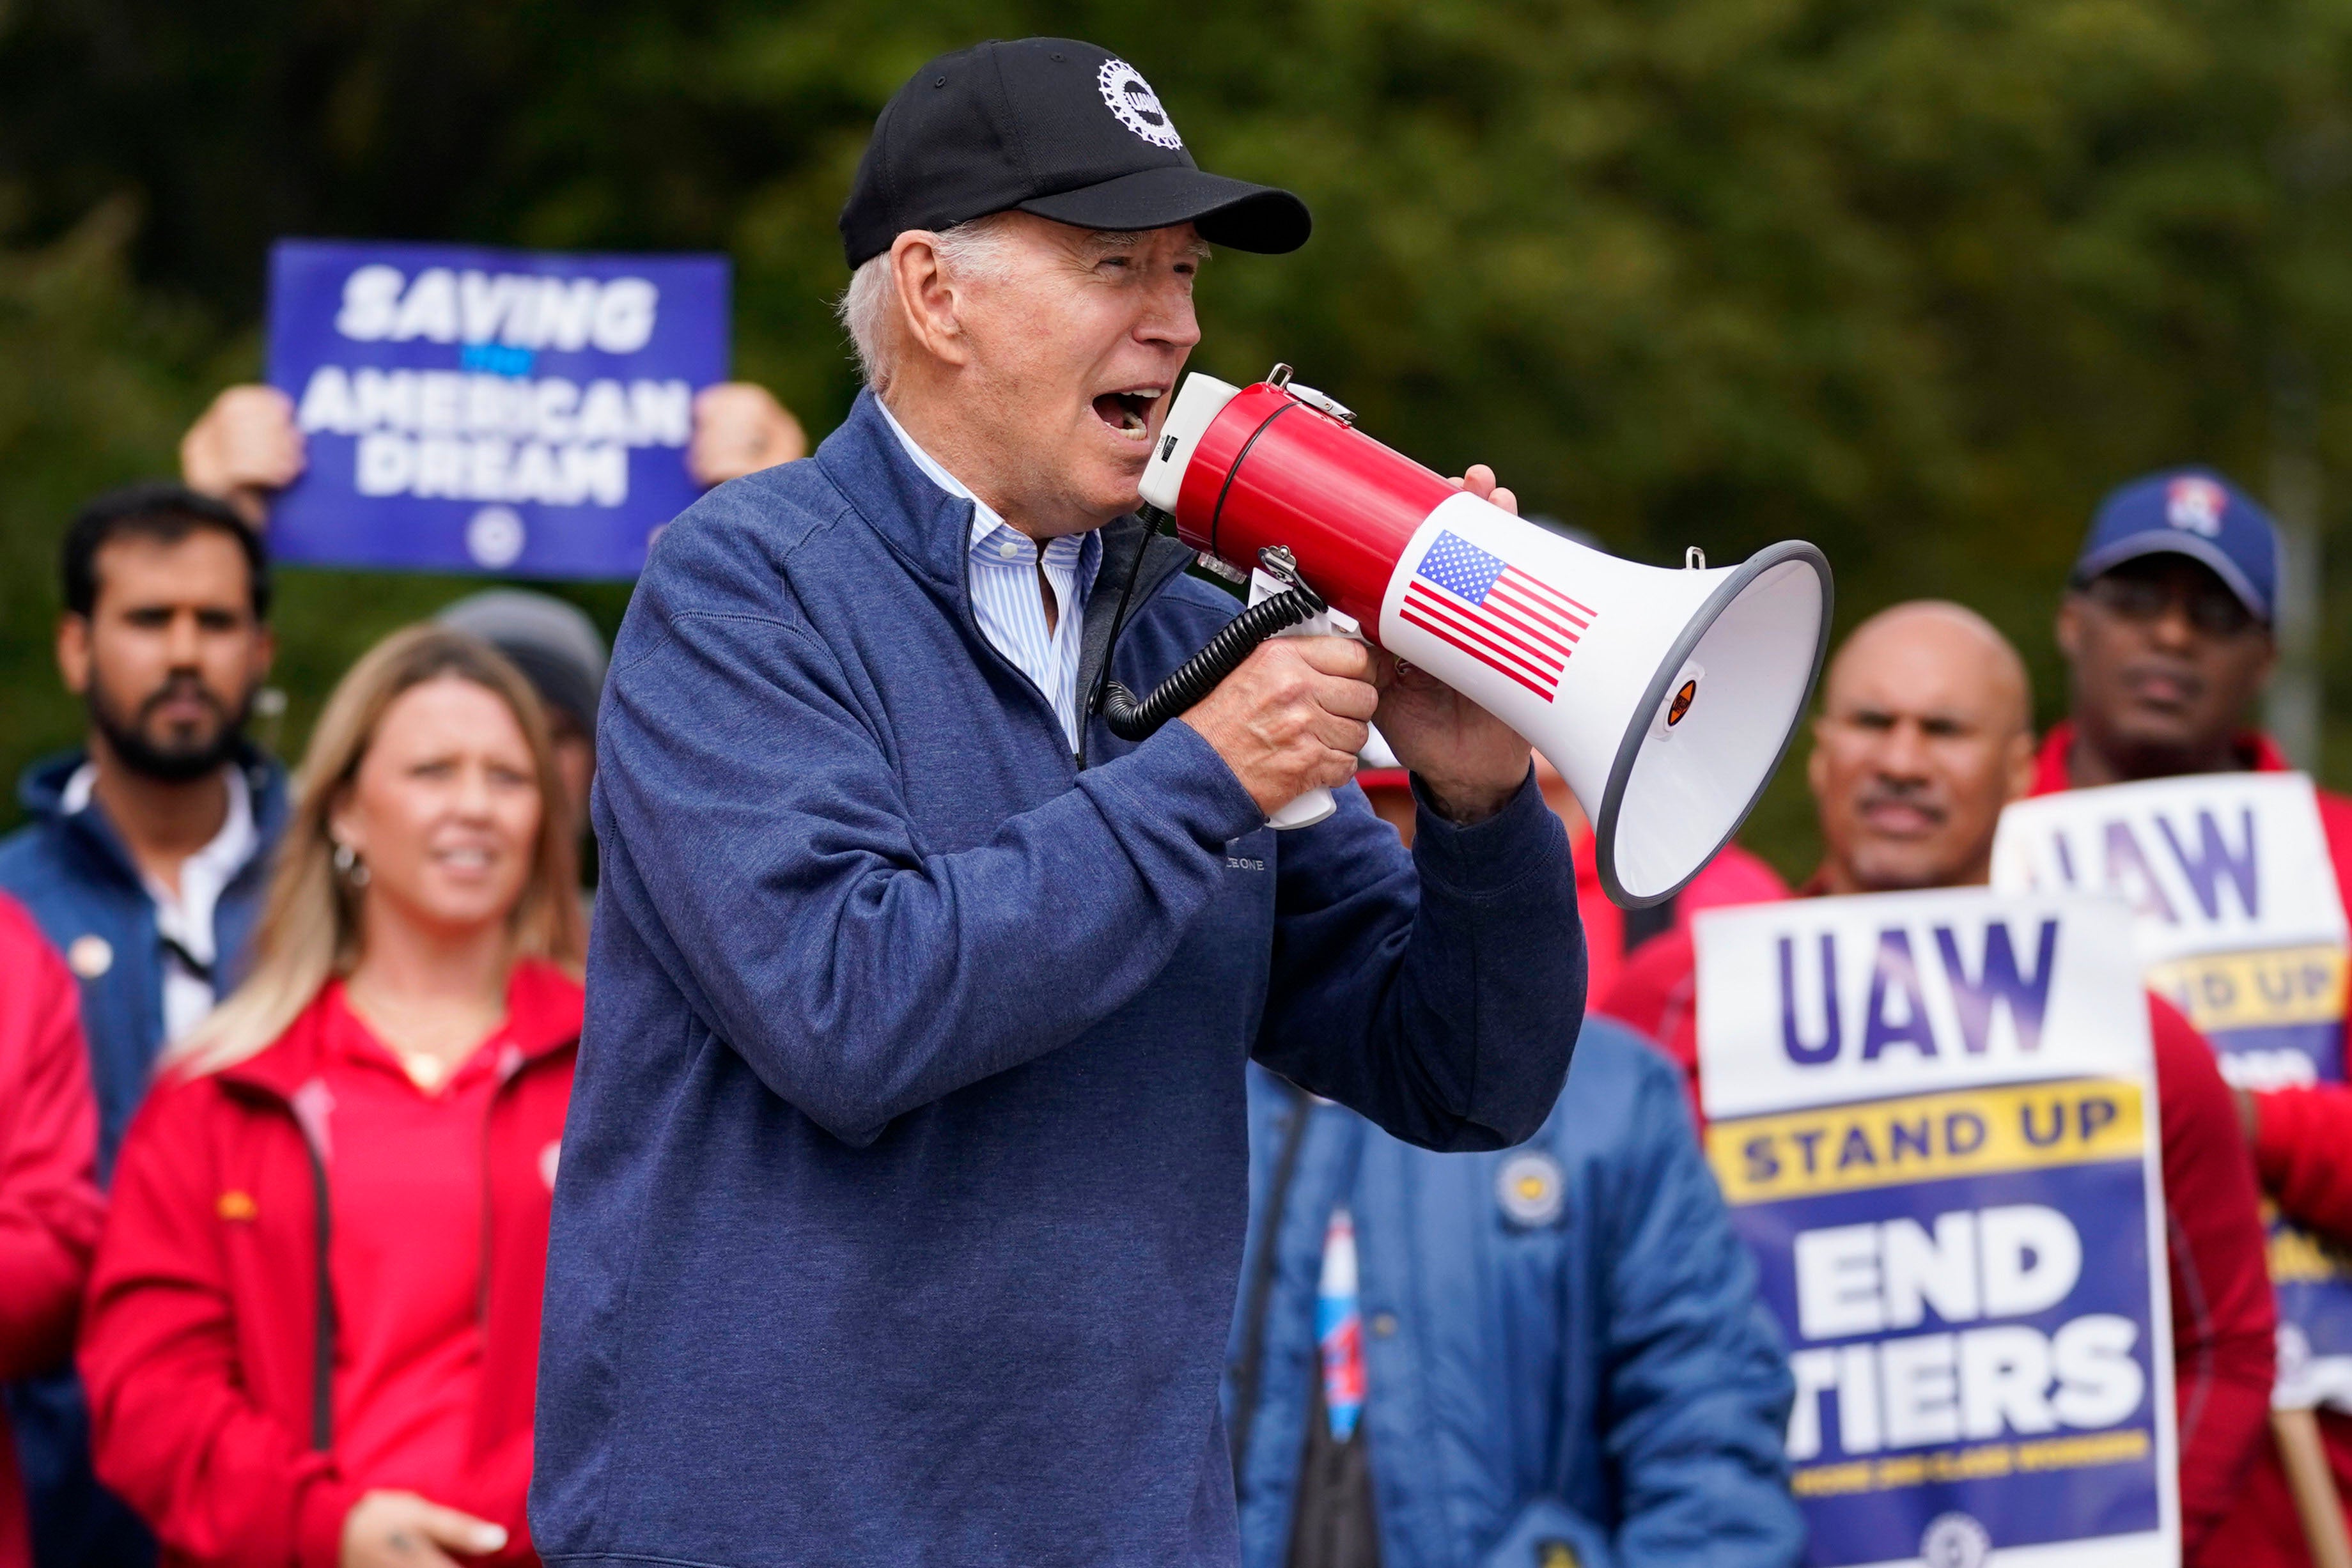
[[1123, 366, 1832, 909]]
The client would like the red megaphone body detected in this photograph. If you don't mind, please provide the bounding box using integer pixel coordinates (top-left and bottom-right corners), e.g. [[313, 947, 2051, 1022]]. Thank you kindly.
[[1137, 366, 1831, 908], [1160, 375, 1457, 635]]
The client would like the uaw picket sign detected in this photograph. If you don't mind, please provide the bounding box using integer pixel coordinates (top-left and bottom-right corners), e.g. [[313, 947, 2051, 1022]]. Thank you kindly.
[[265, 240, 729, 578], [1993, 773, 2352, 1411], [1697, 889, 2177, 1568]]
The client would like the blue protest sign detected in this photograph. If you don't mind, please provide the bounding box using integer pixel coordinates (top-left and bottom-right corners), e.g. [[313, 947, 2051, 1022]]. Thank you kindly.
[[265, 239, 729, 579], [1997, 773, 2352, 1411], [1697, 889, 2177, 1568]]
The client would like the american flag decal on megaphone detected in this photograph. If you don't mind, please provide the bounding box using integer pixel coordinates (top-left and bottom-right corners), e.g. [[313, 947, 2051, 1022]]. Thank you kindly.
[[1399, 530, 1596, 702]]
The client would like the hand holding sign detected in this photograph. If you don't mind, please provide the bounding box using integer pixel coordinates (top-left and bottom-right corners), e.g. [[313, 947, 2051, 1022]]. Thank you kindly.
[[687, 384, 806, 487], [182, 385, 306, 527], [184, 375, 807, 536]]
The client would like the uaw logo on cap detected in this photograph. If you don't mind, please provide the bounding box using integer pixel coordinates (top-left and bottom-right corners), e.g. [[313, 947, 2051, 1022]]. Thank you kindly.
[[1098, 58, 1183, 150], [2166, 476, 2227, 537], [1495, 1151, 1566, 1227]]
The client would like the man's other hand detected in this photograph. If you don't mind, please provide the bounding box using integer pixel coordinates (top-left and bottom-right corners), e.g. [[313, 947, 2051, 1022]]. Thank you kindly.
[[339, 1490, 508, 1568], [1374, 463, 1533, 825], [689, 383, 808, 486], [181, 385, 304, 527], [1180, 636, 1378, 819]]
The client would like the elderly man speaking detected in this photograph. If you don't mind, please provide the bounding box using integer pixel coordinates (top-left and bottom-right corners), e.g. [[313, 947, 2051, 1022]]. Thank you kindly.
[[532, 40, 1584, 1568]]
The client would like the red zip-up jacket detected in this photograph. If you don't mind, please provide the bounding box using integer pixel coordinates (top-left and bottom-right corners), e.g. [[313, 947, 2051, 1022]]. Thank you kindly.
[[2035, 720, 2352, 1567], [78, 963, 579, 1568], [1601, 907, 2277, 1562], [0, 892, 105, 1568]]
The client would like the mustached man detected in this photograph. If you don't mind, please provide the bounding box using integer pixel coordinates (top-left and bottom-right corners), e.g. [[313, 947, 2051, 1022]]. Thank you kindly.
[[531, 41, 1585, 1568]]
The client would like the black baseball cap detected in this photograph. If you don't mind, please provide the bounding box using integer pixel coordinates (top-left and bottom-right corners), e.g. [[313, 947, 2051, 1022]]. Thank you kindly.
[[839, 39, 1311, 268]]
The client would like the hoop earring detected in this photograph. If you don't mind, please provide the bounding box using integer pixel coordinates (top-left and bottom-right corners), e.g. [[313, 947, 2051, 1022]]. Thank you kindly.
[[332, 841, 371, 888]]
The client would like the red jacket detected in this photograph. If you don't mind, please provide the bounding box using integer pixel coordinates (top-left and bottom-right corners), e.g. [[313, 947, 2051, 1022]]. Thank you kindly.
[[2253, 1088, 2352, 1235], [2035, 722, 2352, 1567], [79, 963, 580, 1568], [1601, 922, 2277, 1562], [0, 893, 105, 1568]]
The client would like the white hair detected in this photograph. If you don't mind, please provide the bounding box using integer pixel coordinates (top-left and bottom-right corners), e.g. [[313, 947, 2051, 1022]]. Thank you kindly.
[[836, 213, 1025, 394]]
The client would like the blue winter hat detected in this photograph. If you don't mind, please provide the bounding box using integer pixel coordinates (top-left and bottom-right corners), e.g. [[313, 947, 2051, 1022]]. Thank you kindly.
[[2070, 468, 2280, 623]]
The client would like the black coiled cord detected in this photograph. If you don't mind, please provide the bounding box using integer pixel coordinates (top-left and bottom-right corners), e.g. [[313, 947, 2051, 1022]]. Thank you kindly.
[[1102, 587, 1324, 741]]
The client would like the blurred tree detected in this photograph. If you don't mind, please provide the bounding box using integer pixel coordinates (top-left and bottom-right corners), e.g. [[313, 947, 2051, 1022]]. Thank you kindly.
[[0, 200, 217, 791], [4, 0, 2351, 876]]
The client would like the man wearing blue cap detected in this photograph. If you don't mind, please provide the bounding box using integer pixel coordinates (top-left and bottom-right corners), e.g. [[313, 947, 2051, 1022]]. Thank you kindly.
[[531, 38, 1583, 1568], [2035, 465, 2352, 945], [2040, 469, 2312, 793], [2036, 467, 2352, 1566]]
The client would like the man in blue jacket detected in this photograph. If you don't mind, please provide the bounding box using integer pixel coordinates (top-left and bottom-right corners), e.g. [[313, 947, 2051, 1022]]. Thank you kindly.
[[0, 482, 283, 1568], [1227, 1023, 1803, 1568], [533, 38, 1585, 1568]]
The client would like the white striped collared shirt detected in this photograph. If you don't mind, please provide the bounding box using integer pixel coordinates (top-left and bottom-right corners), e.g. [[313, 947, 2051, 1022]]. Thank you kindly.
[[878, 401, 1102, 753]]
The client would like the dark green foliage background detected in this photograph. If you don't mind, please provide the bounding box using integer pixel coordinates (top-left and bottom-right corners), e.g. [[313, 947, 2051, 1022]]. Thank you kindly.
[[6, 0, 2351, 876]]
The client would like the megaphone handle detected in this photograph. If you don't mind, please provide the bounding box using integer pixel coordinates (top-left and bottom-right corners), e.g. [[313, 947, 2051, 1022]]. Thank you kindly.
[[1249, 568, 1356, 832], [1267, 786, 1339, 830]]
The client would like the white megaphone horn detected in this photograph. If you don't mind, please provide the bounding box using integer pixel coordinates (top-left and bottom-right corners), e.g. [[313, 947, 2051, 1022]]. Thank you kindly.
[[1112, 366, 1832, 910]]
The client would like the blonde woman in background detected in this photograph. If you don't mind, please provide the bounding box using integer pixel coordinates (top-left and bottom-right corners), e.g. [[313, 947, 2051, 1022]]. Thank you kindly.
[[79, 625, 585, 1568]]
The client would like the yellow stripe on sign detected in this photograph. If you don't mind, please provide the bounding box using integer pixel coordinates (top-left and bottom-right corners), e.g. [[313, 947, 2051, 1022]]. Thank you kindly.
[[1706, 1079, 2144, 1205], [2148, 945, 2348, 1032], [1789, 1429, 2149, 1497], [2271, 1221, 2352, 1285]]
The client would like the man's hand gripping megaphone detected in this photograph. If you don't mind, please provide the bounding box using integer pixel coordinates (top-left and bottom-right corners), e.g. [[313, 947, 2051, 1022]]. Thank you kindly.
[[1166, 459, 1539, 831]]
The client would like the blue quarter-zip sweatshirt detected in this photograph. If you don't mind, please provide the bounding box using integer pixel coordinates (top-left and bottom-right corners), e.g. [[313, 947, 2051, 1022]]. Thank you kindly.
[[530, 390, 1587, 1568]]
